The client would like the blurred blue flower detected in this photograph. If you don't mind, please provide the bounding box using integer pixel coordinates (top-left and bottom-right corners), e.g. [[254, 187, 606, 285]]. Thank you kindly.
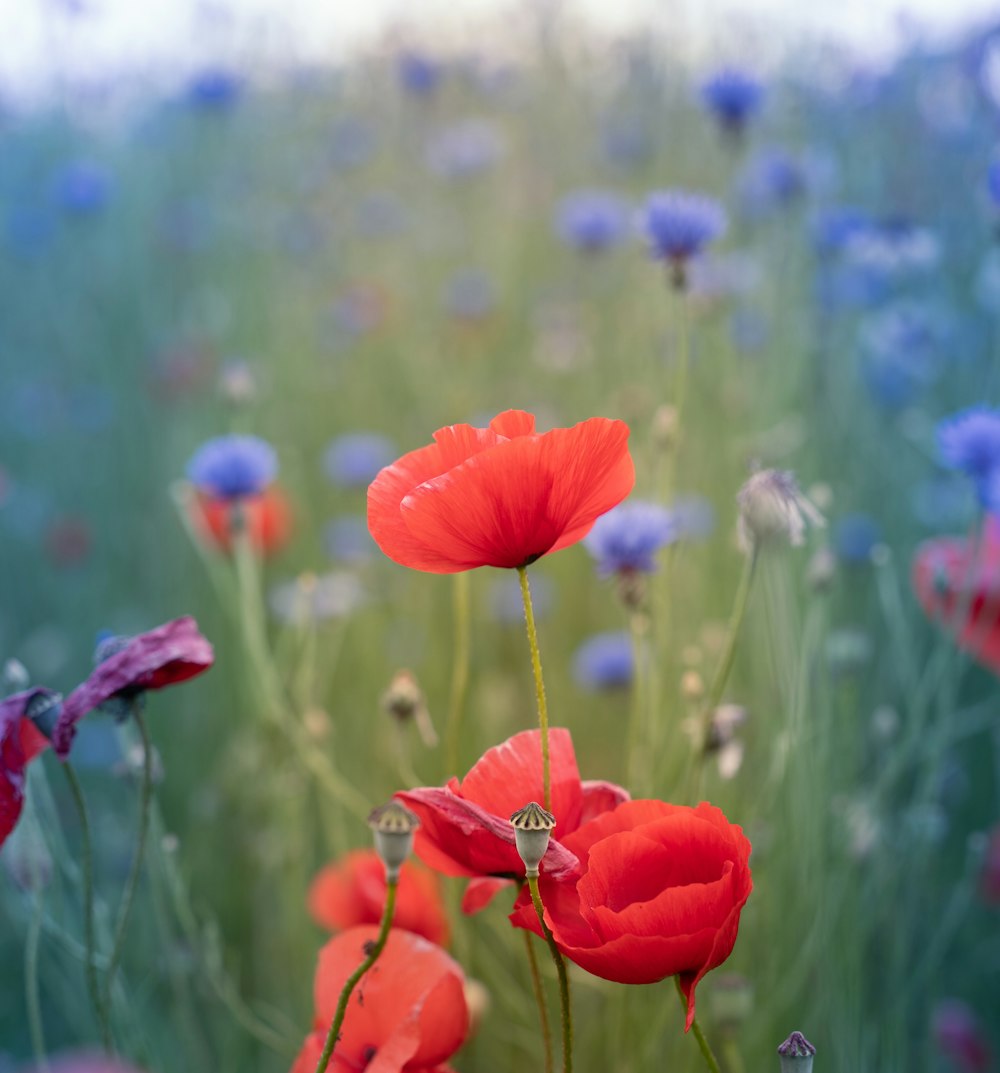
[[700, 67, 764, 131], [323, 433, 396, 488], [937, 406, 1000, 503], [672, 495, 717, 540], [642, 190, 727, 265], [444, 269, 495, 320], [737, 148, 807, 216], [398, 51, 444, 97], [859, 302, 947, 409], [5, 204, 55, 257], [489, 573, 554, 624], [832, 513, 882, 564], [555, 190, 630, 253], [910, 475, 975, 530], [810, 206, 870, 257], [324, 515, 376, 564], [425, 121, 504, 179], [583, 501, 678, 576], [573, 631, 633, 691], [187, 435, 277, 499], [52, 161, 113, 216], [187, 68, 242, 109], [844, 217, 940, 278]]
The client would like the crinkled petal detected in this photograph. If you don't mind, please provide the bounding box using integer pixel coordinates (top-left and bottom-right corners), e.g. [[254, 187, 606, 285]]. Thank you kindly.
[[461, 876, 514, 914]]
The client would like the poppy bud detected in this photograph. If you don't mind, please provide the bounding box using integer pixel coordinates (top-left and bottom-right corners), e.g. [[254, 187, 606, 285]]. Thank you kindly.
[[382, 670, 437, 746], [737, 469, 824, 553], [26, 690, 62, 741], [778, 1031, 816, 1073], [510, 801, 556, 878], [368, 801, 420, 882]]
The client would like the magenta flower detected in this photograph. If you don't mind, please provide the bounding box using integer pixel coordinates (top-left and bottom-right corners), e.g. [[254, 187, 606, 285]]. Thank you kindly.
[[1, 688, 60, 848], [53, 617, 214, 758]]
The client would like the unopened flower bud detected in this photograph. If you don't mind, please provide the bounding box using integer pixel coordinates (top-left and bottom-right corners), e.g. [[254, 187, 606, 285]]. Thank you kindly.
[[2, 658, 29, 694], [737, 469, 824, 553], [25, 690, 62, 741], [778, 1031, 816, 1072], [382, 670, 438, 747], [368, 800, 420, 882], [510, 801, 556, 877]]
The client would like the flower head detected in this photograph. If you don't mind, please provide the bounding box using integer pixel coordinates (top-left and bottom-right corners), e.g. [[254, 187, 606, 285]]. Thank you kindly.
[[52, 161, 113, 216], [398, 50, 444, 97], [555, 190, 630, 254], [583, 500, 678, 576], [643, 191, 727, 279], [291, 926, 469, 1073], [737, 469, 824, 552], [367, 410, 634, 573], [509, 799, 752, 1031], [187, 435, 278, 501], [1, 689, 59, 848], [932, 1000, 993, 1073], [572, 631, 634, 691], [700, 68, 764, 131], [192, 485, 292, 556], [937, 406, 1000, 504], [324, 434, 397, 489]]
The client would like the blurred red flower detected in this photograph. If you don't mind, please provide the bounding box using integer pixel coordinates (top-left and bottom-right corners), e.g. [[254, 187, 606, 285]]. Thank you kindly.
[[509, 799, 752, 1031], [308, 849, 450, 946], [980, 824, 1000, 905], [1, 688, 58, 848], [191, 486, 293, 557], [290, 926, 468, 1073], [367, 409, 634, 573], [913, 517, 1000, 675], [54, 617, 214, 757], [397, 728, 628, 913]]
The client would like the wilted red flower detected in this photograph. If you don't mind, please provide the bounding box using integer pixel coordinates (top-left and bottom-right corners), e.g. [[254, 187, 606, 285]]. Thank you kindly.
[[397, 728, 629, 913], [367, 410, 634, 573], [933, 999, 994, 1073], [509, 799, 752, 1031], [191, 486, 293, 557], [308, 849, 450, 946], [1, 688, 58, 848], [291, 926, 468, 1073], [54, 617, 214, 758], [913, 517, 1000, 675]]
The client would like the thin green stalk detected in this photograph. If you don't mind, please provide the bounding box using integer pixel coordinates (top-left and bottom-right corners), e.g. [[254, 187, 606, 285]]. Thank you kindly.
[[663, 281, 690, 501], [527, 876, 572, 1073], [673, 976, 721, 1073], [445, 571, 471, 775], [522, 928, 554, 1073], [62, 762, 111, 1050], [26, 886, 49, 1072], [624, 611, 647, 791], [517, 567, 551, 812], [313, 880, 398, 1073], [704, 549, 758, 714], [104, 707, 153, 1008]]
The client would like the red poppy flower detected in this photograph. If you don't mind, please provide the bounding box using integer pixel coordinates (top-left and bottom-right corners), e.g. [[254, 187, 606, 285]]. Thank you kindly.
[[53, 617, 214, 758], [290, 926, 468, 1073], [33, 1055, 147, 1073], [1, 689, 58, 849], [913, 517, 1000, 674], [397, 728, 629, 913], [367, 410, 635, 573], [509, 799, 752, 1031], [308, 850, 450, 946], [192, 486, 293, 557]]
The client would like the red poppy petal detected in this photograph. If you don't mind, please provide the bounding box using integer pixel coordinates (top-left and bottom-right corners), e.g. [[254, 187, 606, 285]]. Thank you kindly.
[[461, 877, 514, 914], [1, 689, 58, 848], [489, 410, 536, 438], [578, 779, 631, 826]]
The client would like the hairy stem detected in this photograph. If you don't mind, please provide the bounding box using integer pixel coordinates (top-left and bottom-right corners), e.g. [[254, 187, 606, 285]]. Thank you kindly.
[[517, 567, 551, 811]]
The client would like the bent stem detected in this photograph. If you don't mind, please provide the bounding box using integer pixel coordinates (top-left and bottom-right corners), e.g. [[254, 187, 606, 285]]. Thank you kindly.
[[522, 927, 554, 1073], [104, 706, 154, 1009], [517, 566, 551, 812], [62, 761, 111, 1050], [26, 885, 49, 1071], [445, 571, 471, 775], [527, 876, 572, 1073], [313, 880, 398, 1073], [673, 976, 721, 1073]]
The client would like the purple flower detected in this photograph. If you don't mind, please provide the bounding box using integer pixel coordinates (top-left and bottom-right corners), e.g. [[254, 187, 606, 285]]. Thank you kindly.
[[398, 51, 444, 97], [187, 435, 278, 500], [832, 513, 881, 564], [187, 68, 242, 109], [52, 161, 113, 216], [323, 434, 397, 488], [932, 1000, 993, 1073], [425, 121, 504, 180], [583, 501, 678, 575], [700, 68, 764, 131], [555, 191, 630, 253], [573, 631, 633, 691], [54, 617, 214, 758], [642, 191, 727, 277], [938, 406, 1000, 504]]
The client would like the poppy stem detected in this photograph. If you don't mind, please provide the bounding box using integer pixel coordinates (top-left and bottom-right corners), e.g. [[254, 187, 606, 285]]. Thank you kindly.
[[664, 281, 690, 501], [26, 884, 49, 1071], [313, 879, 398, 1073], [445, 571, 471, 775], [62, 761, 112, 1051], [104, 706, 154, 1010], [517, 566, 551, 812], [706, 548, 758, 713], [521, 927, 554, 1073], [527, 875, 572, 1073], [674, 976, 722, 1073]]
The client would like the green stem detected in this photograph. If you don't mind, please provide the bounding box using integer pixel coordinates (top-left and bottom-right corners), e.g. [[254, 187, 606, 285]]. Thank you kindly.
[[104, 707, 153, 1008], [674, 976, 721, 1073], [517, 567, 551, 812], [664, 282, 690, 501], [63, 762, 111, 1050], [703, 549, 757, 715], [624, 611, 647, 791], [313, 880, 398, 1073], [26, 886, 49, 1071], [522, 928, 554, 1073], [445, 571, 471, 775], [527, 876, 572, 1073]]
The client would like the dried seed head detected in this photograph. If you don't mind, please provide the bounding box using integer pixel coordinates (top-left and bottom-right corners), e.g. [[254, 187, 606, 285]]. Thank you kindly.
[[510, 801, 556, 877], [778, 1030, 816, 1072], [737, 469, 824, 553], [368, 800, 420, 881]]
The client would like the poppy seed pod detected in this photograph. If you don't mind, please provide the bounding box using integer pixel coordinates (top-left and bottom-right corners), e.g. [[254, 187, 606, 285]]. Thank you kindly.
[[368, 800, 420, 882], [510, 800, 556, 877], [778, 1031, 816, 1073]]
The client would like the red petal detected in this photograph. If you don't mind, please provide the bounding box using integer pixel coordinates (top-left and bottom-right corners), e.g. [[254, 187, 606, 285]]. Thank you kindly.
[[489, 410, 536, 438], [461, 877, 514, 914], [578, 779, 630, 826]]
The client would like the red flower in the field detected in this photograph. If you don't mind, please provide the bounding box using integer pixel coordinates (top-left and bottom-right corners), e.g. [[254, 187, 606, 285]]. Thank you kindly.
[[54, 617, 214, 758], [397, 728, 629, 913], [308, 850, 450, 946], [1, 689, 58, 849], [913, 516, 1000, 675], [290, 926, 468, 1073], [509, 799, 752, 1031], [367, 410, 634, 573], [192, 486, 293, 557]]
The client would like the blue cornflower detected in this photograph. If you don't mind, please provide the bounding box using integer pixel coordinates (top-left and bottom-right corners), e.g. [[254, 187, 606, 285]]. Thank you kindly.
[[642, 191, 727, 285], [832, 513, 882, 564], [323, 433, 397, 488], [398, 51, 444, 97], [737, 148, 807, 217], [811, 206, 870, 257], [187, 68, 242, 109], [583, 501, 678, 576], [425, 121, 504, 180], [573, 632, 633, 691], [555, 190, 630, 253], [989, 156, 1000, 209], [52, 161, 113, 216], [937, 406, 1000, 501], [186, 435, 277, 500], [700, 67, 764, 131]]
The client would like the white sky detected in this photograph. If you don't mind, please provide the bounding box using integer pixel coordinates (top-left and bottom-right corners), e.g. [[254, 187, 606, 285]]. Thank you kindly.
[[3, 0, 1000, 101]]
